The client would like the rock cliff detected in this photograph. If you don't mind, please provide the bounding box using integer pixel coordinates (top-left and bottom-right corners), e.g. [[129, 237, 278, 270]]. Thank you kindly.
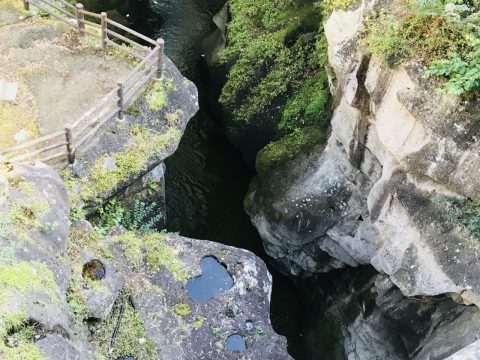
[[245, 0, 480, 355]]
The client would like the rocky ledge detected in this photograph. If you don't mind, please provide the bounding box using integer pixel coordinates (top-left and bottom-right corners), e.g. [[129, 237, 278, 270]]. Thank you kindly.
[[0, 162, 290, 359]]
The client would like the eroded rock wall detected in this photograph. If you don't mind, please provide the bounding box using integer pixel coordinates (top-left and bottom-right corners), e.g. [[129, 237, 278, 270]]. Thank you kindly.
[[246, 0, 480, 316]]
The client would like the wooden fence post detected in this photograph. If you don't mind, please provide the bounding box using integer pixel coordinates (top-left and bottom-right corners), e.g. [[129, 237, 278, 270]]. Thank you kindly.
[[156, 38, 164, 79], [117, 81, 124, 121], [65, 125, 75, 164], [23, 0, 29, 11], [101, 12, 108, 50], [75, 3, 85, 37]]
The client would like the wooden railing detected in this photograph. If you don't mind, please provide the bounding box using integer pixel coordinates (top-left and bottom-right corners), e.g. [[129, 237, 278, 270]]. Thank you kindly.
[[1, 0, 165, 166]]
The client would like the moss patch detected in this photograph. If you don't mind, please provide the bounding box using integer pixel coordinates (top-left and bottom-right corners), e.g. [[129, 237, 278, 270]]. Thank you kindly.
[[66, 126, 181, 205], [90, 289, 158, 360], [0, 187, 51, 247], [0, 103, 39, 149], [173, 303, 191, 316], [0, 261, 59, 359], [192, 316, 206, 330], [116, 231, 190, 281], [146, 78, 177, 112], [256, 126, 327, 177]]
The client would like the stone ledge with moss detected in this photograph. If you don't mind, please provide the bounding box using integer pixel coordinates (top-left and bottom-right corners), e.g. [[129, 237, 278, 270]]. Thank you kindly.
[[102, 228, 292, 360], [0, 161, 290, 359], [65, 55, 199, 214], [0, 163, 94, 359]]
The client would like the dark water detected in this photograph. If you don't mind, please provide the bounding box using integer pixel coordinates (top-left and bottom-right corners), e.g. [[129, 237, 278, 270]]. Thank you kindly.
[[85, 0, 305, 357], [186, 256, 234, 303], [164, 64, 304, 357]]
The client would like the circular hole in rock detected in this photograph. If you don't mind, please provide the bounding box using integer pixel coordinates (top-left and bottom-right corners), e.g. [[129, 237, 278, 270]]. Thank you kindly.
[[82, 259, 106, 280], [225, 334, 246, 352], [245, 320, 254, 331]]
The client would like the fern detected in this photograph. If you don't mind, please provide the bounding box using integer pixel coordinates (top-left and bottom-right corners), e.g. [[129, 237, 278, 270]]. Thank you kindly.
[[94, 200, 163, 235]]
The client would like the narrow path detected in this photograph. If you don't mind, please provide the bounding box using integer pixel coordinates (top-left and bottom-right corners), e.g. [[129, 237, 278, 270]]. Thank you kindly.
[[0, 3, 132, 149]]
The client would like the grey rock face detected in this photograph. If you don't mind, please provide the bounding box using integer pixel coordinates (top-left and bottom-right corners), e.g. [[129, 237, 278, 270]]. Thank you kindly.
[[246, 0, 480, 310], [298, 267, 480, 360], [106, 231, 292, 360], [0, 163, 93, 359]]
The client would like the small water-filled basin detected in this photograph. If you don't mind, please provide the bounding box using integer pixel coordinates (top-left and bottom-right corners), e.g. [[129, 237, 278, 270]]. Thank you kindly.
[[225, 334, 246, 352], [187, 256, 233, 303]]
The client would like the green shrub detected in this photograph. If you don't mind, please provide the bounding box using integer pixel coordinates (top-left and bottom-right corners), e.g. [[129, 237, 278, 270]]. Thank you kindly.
[[362, 0, 480, 94], [438, 197, 480, 241], [425, 40, 480, 94]]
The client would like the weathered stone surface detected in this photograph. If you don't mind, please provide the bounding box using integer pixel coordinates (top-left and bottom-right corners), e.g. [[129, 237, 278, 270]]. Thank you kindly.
[[0, 163, 93, 359], [37, 334, 85, 360], [246, 0, 480, 318], [446, 339, 480, 360], [297, 267, 480, 360], [106, 231, 292, 359]]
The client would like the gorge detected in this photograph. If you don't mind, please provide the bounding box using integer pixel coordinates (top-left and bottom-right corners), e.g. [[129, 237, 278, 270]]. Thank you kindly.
[[1, 0, 480, 359]]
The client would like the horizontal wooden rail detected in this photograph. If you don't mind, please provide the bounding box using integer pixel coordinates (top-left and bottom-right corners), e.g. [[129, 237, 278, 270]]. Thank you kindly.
[[70, 87, 118, 129], [82, 18, 101, 29], [124, 61, 155, 93], [1, 130, 66, 155], [78, 8, 101, 18], [105, 28, 149, 52], [29, 0, 76, 27], [122, 47, 158, 84], [105, 39, 144, 59], [124, 66, 157, 105], [5, 0, 165, 167], [10, 141, 68, 162], [105, 18, 158, 47], [39, 150, 68, 163], [56, 0, 75, 9], [39, 0, 74, 18], [74, 107, 120, 150]]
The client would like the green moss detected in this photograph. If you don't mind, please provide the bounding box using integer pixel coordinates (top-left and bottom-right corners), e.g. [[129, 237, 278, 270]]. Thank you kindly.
[[220, 0, 331, 131], [0, 318, 44, 360], [361, 1, 479, 94], [0, 261, 58, 359], [255, 326, 265, 335], [165, 109, 183, 124], [279, 72, 330, 131], [116, 231, 190, 281], [256, 126, 327, 177], [192, 316, 206, 330], [125, 104, 141, 116], [91, 290, 158, 360], [437, 197, 480, 241], [318, 0, 359, 16], [211, 327, 221, 334], [67, 126, 181, 205], [173, 303, 191, 316], [0, 261, 58, 303], [146, 78, 176, 111]]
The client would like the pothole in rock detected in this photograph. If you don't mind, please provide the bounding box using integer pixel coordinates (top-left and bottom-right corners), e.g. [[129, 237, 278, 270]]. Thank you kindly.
[[225, 334, 246, 352], [82, 259, 106, 280], [116, 357, 135, 360], [187, 256, 233, 303]]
